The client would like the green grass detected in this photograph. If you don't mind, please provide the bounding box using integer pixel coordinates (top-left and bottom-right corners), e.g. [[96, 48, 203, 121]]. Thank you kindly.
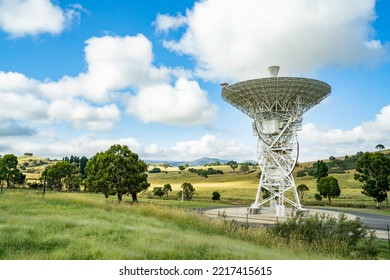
[[0, 190, 369, 260], [146, 167, 389, 210]]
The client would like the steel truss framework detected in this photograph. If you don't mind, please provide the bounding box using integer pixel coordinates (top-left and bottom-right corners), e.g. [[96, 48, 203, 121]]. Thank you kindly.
[[221, 74, 331, 216]]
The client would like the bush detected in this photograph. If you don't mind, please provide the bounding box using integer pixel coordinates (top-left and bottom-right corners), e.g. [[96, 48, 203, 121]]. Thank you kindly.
[[272, 212, 379, 259], [148, 167, 161, 173], [212, 191, 221, 202], [152, 187, 164, 198]]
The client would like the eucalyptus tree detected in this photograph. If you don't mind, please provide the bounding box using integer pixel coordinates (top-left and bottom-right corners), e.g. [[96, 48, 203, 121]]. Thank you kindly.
[[85, 144, 149, 202], [354, 152, 390, 208], [1, 154, 25, 190], [46, 161, 72, 191], [317, 176, 341, 203], [163, 183, 172, 197], [297, 184, 309, 202]]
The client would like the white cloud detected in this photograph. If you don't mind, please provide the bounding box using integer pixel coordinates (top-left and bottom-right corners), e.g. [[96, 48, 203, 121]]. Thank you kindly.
[[161, 134, 253, 161], [0, 33, 218, 130], [47, 99, 120, 131], [161, 0, 387, 81], [154, 13, 187, 32], [0, 0, 82, 37], [40, 34, 170, 102], [39, 34, 217, 125], [2, 134, 143, 159], [126, 77, 218, 125], [0, 71, 39, 93], [0, 92, 48, 120], [298, 104, 390, 161]]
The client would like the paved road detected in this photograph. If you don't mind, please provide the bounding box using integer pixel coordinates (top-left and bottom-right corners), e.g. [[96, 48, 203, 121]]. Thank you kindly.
[[203, 206, 390, 239], [308, 207, 390, 231]]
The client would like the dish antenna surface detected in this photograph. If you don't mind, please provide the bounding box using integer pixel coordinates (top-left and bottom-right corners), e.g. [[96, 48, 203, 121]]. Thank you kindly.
[[221, 66, 331, 216]]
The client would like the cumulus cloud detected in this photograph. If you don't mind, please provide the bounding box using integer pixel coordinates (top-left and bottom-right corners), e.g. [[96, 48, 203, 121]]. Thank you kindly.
[[126, 77, 218, 125], [47, 99, 120, 131], [0, 34, 217, 131], [298, 104, 390, 161], [40, 34, 169, 102], [5, 135, 143, 159], [0, 0, 82, 37], [159, 0, 387, 81], [0, 71, 39, 93], [0, 92, 48, 121], [154, 13, 187, 33]]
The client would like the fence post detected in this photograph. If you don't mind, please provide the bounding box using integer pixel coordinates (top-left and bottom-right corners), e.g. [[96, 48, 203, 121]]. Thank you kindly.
[[387, 224, 390, 253]]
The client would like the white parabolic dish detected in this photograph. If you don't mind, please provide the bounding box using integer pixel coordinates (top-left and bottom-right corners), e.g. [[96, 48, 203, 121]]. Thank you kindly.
[[221, 67, 331, 216]]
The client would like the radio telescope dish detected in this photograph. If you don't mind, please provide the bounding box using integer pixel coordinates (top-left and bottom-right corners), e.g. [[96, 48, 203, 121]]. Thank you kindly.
[[221, 66, 331, 216]]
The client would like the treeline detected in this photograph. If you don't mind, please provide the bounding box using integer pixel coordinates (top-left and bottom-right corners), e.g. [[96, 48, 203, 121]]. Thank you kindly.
[[188, 167, 224, 178]]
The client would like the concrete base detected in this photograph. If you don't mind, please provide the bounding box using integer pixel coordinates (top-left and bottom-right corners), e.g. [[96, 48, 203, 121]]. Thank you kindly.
[[300, 208, 310, 217], [247, 207, 261, 215], [276, 205, 285, 217]]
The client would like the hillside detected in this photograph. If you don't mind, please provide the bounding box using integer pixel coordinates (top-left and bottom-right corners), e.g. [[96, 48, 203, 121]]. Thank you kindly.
[[145, 157, 231, 167], [17, 156, 56, 182]]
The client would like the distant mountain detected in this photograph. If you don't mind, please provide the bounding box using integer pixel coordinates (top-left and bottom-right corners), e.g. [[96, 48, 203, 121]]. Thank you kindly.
[[188, 157, 230, 166], [145, 157, 231, 167]]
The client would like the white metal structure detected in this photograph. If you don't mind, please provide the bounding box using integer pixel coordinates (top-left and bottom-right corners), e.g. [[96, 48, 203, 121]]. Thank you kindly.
[[221, 66, 331, 216]]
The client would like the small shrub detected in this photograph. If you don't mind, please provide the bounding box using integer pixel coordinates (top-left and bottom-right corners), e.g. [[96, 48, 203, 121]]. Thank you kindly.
[[212, 191, 221, 202], [272, 212, 379, 259], [148, 167, 161, 173]]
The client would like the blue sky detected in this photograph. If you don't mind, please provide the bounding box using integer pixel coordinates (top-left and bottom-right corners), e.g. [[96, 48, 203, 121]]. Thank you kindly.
[[0, 0, 389, 163]]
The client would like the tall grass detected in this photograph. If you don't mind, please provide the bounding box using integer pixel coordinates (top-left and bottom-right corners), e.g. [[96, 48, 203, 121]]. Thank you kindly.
[[0, 190, 365, 260]]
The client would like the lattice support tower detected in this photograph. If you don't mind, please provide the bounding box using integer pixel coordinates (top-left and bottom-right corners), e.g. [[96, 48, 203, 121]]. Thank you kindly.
[[221, 66, 331, 217]]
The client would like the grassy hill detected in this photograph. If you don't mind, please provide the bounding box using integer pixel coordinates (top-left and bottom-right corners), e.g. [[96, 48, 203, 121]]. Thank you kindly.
[[13, 150, 390, 209], [17, 155, 55, 182], [1, 154, 387, 260], [0, 190, 381, 260]]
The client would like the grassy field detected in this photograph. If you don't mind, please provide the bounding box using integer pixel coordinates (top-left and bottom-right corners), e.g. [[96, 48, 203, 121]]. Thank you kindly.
[[2, 157, 388, 260], [0, 190, 350, 260], [145, 166, 386, 209]]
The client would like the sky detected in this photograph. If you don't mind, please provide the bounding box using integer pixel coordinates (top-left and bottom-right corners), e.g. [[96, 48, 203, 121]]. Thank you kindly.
[[0, 0, 389, 163]]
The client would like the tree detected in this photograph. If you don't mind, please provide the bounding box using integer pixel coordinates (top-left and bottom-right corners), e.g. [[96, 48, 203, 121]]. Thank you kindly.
[[163, 183, 172, 197], [212, 191, 220, 202], [85, 144, 149, 202], [178, 165, 185, 171], [178, 182, 195, 201], [46, 161, 72, 191], [375, 144, 385, 151], [315, 160, 328, 182], [239, 164, 249, 174], [79, 156, 89, 178], [161, 163, 170, 171], [317, 176, 341, 203], [227, 160, 238, 173], [297, 184, 309, 202], [1, 154, 22, 189], [153, 187, 164, 198], [354, 152, 390, 208], [0, 159, 5, 194]]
